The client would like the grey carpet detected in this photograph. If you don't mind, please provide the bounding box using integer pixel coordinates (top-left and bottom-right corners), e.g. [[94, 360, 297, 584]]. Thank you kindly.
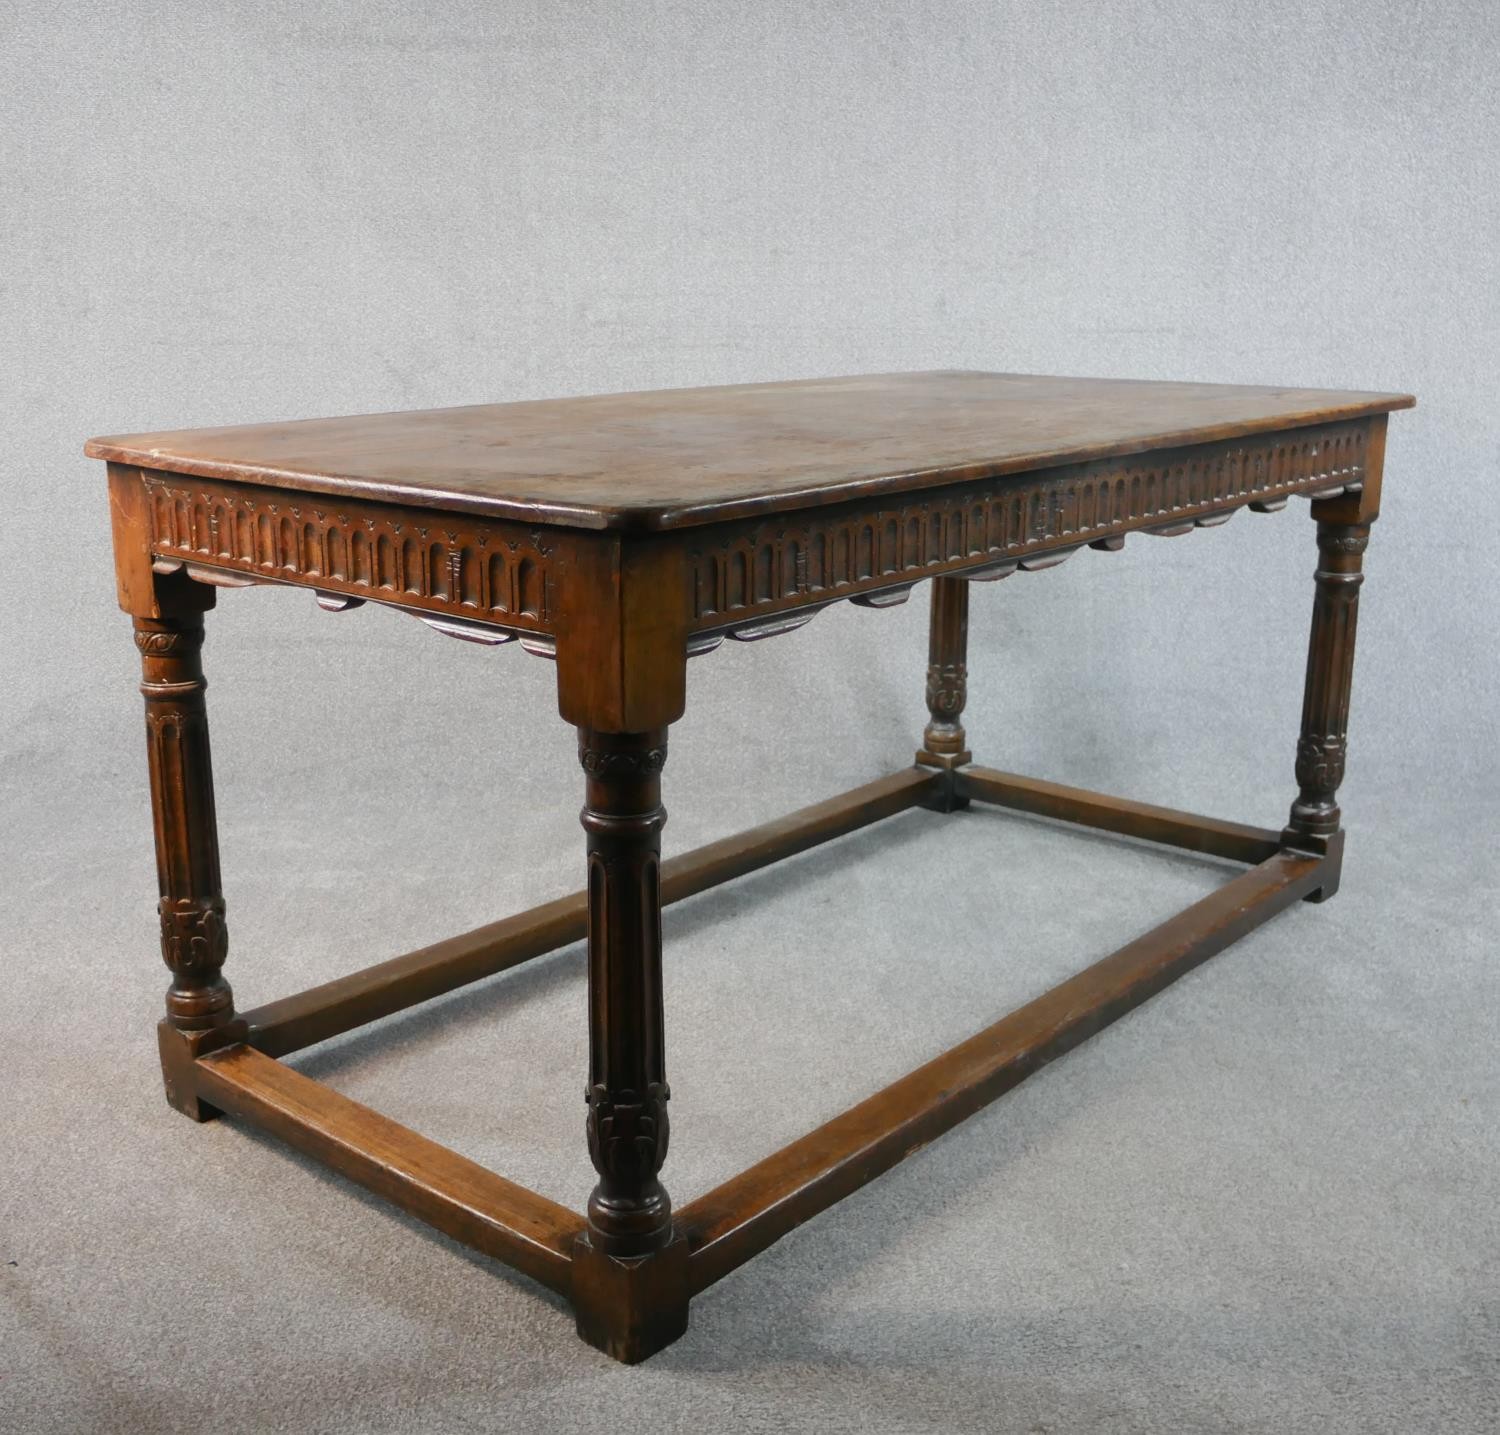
[[2, 614, 1495, 1431]]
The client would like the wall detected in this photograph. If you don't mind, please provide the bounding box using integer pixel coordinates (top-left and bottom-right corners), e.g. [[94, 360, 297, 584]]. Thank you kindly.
[[3, 0, 1496, 888]]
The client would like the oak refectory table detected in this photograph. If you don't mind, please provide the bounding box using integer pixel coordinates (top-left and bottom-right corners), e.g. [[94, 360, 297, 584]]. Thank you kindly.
[[90, 371, 1413, 1362]]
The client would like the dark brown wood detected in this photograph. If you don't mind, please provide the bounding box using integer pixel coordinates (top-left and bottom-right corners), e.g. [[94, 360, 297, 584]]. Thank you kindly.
[[916, 575, 971, 810], [240, 767, 939, 1058], [242, 892, 586, 1060], [1284, 519, 1369, 840], [677, 848, 1327, 1294], [134, 590, 234, 1054], [573, 727, 687, 1358], [118, 410, 1395, 661], [578, 730, 675, 1257], [193, 1045, 580, 1294], [555, 538, 688, 732], [675, 416, 1380, 636], [958, 767, 1285, 865], [131, 468, 559, 638], [85, 372, 1412, 531], [108, 461, 170, 617], [571, 1231, 690, 1364], [156, 1018, 245, 1124], [113, 464, 242, 1120], [94, 372, 1412, 1365], [1280, 416, 1383, 900]]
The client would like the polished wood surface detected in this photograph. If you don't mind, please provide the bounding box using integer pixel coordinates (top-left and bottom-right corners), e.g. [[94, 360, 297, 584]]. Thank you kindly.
[[98, 368, 1408, 1363], [576, 728, 675, 1259], [957, 767, 1285, 865], [916, 573, 972, 809], [118, 408, 1390, 665], [195, 1045, 580, 1294], [86, 371, 1412, 530], [134, 589, 231, 1035]]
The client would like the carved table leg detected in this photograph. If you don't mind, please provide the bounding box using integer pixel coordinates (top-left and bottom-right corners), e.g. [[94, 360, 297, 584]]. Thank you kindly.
[[916, 575, 972, 811], [135, 602, 239, 1119], [571, 728, 688, 1362], [1281, 511, 1374, 901]]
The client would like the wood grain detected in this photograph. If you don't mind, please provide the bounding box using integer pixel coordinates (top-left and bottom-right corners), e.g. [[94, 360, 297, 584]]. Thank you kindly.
[[958, 766, 1284, 864], [86, 371, 1413, 531], [194, 1045, 581, 1294]]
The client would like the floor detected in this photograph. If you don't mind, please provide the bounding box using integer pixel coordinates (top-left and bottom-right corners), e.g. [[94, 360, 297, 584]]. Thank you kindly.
[[2, 709, 1495, 1434]]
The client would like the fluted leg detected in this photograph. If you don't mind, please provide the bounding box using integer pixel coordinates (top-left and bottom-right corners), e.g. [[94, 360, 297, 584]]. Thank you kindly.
[[1281, 518, 1371, 897], [916, 576, 972, 810], [572, 728, 688, 1361], [137, 612, 232, 1028], [135, 605, 239, 1117]]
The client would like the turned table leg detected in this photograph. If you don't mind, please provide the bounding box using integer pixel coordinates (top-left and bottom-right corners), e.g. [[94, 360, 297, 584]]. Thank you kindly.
[[571, 727, 688, 1362], [916, 575, 972, 810], [1281, 483, 1378, 899], [134, 597, 239, 1118]]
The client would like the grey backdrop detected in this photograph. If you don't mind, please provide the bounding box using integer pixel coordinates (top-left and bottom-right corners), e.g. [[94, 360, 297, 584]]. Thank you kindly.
[[3, 3, 1497, 1433]]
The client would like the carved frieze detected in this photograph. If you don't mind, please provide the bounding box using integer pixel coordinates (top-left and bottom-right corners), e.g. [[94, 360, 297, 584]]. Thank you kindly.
[[685, 420, 1370, 629], [141, 471, 557, 634], [135, 420, 1374, 657]]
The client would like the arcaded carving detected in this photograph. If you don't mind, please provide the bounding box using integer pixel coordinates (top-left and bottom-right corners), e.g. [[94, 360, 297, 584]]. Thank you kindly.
[[139, 424, 1374, 664], [142, 473, 555, 633], [687, 421, 1370, 628]]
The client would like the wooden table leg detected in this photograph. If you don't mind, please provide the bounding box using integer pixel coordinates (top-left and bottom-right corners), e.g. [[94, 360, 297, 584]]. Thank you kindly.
[[570, 727, 689, 1362], [916, 574, 972, 810], [1281, 430, 1383, 900], [134, 581, 243, 1119]]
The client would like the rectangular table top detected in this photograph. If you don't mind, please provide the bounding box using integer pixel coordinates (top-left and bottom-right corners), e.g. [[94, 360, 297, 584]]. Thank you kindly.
[[87, 371, 1413, 532]]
